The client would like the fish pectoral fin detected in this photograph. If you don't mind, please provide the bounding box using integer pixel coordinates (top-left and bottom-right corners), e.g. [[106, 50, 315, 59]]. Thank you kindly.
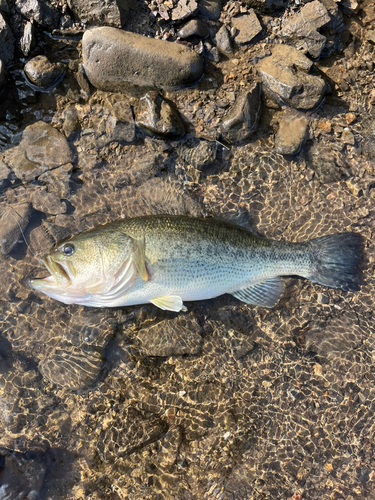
[[132, 237, 151, 281], [150, 295, 187, 312], [231, 277, 284, 308]]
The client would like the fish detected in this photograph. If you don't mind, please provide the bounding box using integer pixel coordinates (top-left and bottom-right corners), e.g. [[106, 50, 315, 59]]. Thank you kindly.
[[29, 214, 362, 312]]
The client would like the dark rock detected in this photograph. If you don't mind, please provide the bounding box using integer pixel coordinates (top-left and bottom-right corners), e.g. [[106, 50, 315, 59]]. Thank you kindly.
[[281, 0, 331, 59], [0, 202, 33, 256], [178, 19, 208, 39], [134, 91, 185, 139], [0, 449, 47, 499], [0, 58, 6, 88], [82, 27, 204, 91], [242, 0, 286, 13], [171, 0, 198, 21], [0, 13, 15, 66], [199, 0, 222, 20], [256, 44, 328, 110], [205, 41, 220, 62], [221, 81, 262, 143], [232, 10, 263, 46], [67, 0, 132, 28], [0, 159, 10, 189], [2, 121, 74, 182], [215, 24, 233, 57], [274, 110, 309, 155], [20, 20, 34, 56], [0, 0, 9, 12], [24, 56, 64, 89], [319, 0, 344, 30], [15, 0, 60, 29]]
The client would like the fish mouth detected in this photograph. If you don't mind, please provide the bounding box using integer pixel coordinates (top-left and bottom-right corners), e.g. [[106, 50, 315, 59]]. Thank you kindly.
[[29, 255, 72, 290]]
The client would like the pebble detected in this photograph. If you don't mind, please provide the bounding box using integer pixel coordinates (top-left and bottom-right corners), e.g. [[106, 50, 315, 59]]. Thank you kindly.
[[221, 81, 262, 143], [256, 44, 328, 109], [178, 19, 208, 39], [232, 10, 263, 46], [134, 91, 185, 139], [67, 0, 131, 27], [341, 128, 355, 145], [0, 13, 15, 66], [275, 110, 309, 155], [24, 55, 64, 89], [0, 202, 33, 256], [199, 0, 222, 20], [82, 27, 204, 91], [20, 21, 34, 56]]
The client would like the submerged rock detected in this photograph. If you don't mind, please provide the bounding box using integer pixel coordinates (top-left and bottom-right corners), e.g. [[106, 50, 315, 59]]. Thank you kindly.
[[24, 55, 64, 89], [274, 110, 309, 155], [0, 13, 15, 66], [135, 91, 185, 139], [178, 137, 217, 168], [199, 0, 222, 20], [221, 82, 262, 143], [232, 10, 263, 46], [15, 0, 60, 29], [67, 0, 132, 28], [2, 121, 74, 182], [0, 202, 33, 256], [256, 44, 328, 110], [82, 27, 204, 91]]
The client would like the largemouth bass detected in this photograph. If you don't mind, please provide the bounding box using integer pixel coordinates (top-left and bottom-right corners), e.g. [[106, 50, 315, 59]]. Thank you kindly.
[[29, 214, 362, 311]]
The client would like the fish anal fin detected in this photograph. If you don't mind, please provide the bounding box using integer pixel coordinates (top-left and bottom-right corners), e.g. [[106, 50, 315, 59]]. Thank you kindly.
[[150, 295, 187, 312], [132, 237, 150, 282], [214, 211, 259, 235], [231, 277, 284, 308]]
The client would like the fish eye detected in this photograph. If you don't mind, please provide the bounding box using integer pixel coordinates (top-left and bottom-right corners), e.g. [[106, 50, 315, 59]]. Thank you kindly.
[[62, 243, 75, 256]]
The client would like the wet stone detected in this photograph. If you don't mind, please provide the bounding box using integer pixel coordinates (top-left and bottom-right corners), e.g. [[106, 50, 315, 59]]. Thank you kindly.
[[0, 202, 33, 256], [134, 91, 185, 139], [135, 314, 202, 357], [15, 0, 60, 29], [29, 187, 67, 214], [178, 19, 208, 39], [82, 27, 204, 91], [232, 10, 263, 46], [221, 81, 262, 143], [67, 0, 131, 28], [199, 0, 222, 20], [178, 137, 217, 168], [256, 44, 328, 110], [274, 110, 309, 155], [24, 56, 64, 89], [215, 24, 233, 57], [20, 21, 34, 57], [0, 13, 15, 66], [281, 0, 331, 59], [171, 0, 198, 21], [2, 121, 74, 182]]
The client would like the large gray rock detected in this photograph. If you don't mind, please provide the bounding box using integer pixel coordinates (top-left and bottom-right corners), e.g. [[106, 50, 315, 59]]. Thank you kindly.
[[232, 10, 263, 46], [15, 0, 60, 29], [0, 13, 15, 66], [2, 121, 74, 182], [82, 27, 204, 90], [281, 0, 331, 59], [67, 0, 132, 28], [221, 82, 262, 143], [256, 44, 328, 110]]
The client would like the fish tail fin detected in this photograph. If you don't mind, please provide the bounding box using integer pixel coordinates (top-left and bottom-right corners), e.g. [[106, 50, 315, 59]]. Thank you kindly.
[[305, 232, 363, 292]]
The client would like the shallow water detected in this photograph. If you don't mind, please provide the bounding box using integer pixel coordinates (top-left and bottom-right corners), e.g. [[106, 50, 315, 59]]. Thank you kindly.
[[1, 13, 375, 500]]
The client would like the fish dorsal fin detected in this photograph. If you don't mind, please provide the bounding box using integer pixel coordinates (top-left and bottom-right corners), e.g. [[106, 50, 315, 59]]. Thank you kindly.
[[214, 211, 259, 234], [132, 237, 150, 281], [231, 277, 284, 308], [150, 295, 187, 312]]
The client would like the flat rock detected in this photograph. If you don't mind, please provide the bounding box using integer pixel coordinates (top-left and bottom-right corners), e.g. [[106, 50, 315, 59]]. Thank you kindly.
[[199, 0, 222, 20], [82, 27, 204, 90], [67, 0, 132, 28], [15, 0, 60, 29], [232, 10, 263, 46], [281, 0, 331, 59], [0, 13, 15, 66], [215, 25, 233, 57], [3, 121, 74, 182], [0, 202, 33, 256], [171, 0, 198, 21], [178, 19, 208, 39], [134, 91, 185, 138], [24, 55, 64, 88], [275, 110, 309, 155], [256, 44, 328, 110], [221, 81, 262, 143]]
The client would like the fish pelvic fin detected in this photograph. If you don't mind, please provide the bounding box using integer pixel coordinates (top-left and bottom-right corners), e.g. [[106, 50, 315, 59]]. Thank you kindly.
[[150, 295, 187, 312], [231, 277, 284, 308], [305, 232, 363, 292], [132, 237, 151, 281]]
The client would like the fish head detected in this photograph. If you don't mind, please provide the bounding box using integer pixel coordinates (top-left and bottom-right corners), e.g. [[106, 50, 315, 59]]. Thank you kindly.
[[29, 227, 134, 304]]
